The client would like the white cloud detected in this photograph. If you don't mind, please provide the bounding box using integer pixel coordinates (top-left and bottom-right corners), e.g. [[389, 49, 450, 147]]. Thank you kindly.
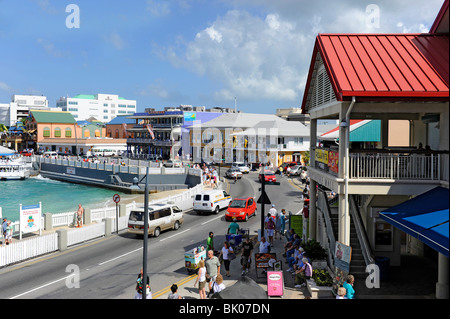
[[0, 82, 12, 92], [106, 32, 125, 50], [36, 38, 63, 57], [146, 0, 171, 16], [163, 10, 312, 103]]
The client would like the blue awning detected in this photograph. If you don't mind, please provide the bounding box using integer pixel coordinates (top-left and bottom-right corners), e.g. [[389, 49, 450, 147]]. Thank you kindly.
[[379, 187, 449, 258]]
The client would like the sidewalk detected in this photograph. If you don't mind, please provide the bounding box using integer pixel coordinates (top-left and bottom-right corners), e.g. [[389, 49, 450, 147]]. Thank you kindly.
[[155, 232, 320, 300]]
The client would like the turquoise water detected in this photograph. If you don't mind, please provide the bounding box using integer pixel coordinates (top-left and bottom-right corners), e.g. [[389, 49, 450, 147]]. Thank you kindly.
[[0, 175, 134, 222]]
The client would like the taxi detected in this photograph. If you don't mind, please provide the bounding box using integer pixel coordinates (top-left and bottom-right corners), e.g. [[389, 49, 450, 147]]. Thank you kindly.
[[225, 197, 257, 222]]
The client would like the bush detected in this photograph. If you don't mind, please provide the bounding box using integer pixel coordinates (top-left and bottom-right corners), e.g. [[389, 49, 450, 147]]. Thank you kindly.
[[302, 239, 327, 260], [313, 269, 333, 286]]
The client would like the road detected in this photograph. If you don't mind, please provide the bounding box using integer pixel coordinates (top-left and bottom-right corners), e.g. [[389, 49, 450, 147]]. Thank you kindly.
[[0, 170, 303, 299]]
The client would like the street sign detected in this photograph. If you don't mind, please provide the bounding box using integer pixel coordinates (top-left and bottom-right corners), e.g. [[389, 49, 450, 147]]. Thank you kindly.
[[113, 194, 121, 204], [257, 190, 271, 205]]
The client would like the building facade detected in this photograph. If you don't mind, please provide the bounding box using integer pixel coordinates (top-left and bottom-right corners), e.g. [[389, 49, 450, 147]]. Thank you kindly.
[[57, 93, 136, 122], [0, 94, 61, 127]]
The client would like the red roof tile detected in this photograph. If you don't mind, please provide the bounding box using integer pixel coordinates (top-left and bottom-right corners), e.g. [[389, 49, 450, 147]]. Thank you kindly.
[[302, 33, 449, 111]]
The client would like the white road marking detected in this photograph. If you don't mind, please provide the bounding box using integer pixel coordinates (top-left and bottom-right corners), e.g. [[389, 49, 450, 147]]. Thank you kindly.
[[9, 275, 74, 299], [98, 248, 142, 266], [159, 228, 191, 242], [200, 215, 222, 225]]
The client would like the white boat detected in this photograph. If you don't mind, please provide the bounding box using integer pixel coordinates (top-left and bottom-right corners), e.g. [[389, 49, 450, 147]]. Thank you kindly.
[[0, 158, 32, 180]]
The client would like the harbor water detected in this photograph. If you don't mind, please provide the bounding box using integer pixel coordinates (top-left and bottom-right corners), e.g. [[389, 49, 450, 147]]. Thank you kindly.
[[0, 175, 137, 222]]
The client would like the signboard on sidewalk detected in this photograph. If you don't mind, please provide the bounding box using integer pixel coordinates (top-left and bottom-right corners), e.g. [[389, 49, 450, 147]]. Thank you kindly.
[[20, 202, 42, 238], [267, 271, 284, 297]]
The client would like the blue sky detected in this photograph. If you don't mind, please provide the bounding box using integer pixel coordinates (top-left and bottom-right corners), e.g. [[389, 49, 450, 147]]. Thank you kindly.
[[0, 0, 444, 114]]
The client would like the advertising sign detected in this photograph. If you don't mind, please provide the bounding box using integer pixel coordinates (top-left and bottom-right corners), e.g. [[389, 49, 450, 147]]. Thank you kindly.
[[184, 112, 196, 121], [328, 150, 339, 173], [267, 271, 284, 297], [315, 149, 328, 164], [335, 241, 352, 273], [20, 202, 42, 237], [289, 213, 303, 237]]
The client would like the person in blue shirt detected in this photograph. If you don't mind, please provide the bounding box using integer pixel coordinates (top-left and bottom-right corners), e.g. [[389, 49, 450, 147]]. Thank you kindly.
[[343, 274, 356, 299]]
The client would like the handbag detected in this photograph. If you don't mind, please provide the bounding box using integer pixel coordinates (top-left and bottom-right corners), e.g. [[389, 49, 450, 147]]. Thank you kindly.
[[229, 252, 236, 260]]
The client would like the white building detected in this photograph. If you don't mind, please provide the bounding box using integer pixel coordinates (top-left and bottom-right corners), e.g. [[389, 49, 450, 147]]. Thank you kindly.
[[0, 94, 59, 127], [57, 93, 136, 122]]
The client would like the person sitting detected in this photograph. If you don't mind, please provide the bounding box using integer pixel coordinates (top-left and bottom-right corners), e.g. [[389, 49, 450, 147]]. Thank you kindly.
[[284, 234, 301, 257], [286, 246, 304, 272], [294, 258, 313, 288]]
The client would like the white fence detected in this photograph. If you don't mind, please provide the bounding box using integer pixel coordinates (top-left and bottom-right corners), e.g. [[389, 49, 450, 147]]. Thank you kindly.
[[0, 183, 204, 268], [0, 233, 58, 267]]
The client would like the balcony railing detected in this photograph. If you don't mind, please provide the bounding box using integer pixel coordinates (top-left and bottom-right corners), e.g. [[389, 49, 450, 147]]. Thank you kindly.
[[350, 152, 448, 181], [313, 148, 449, 182]]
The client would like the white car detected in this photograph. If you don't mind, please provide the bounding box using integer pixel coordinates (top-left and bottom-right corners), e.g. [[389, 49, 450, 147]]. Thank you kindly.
[[226, 167, 243, 179], [290, 165, 303, 176], [232, 162, 250, 174]]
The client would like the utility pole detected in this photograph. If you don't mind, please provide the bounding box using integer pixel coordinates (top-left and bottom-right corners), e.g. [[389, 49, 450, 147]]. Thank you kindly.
[[142, 167, 149, 299]]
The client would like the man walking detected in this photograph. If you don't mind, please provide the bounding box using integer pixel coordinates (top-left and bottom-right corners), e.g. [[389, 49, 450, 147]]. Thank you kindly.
[[205, 250, 221, 294], [241, 237, 253, 275]]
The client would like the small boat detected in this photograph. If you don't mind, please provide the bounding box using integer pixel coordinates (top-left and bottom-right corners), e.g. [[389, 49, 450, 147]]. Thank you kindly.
[[0, 157, 32, 180]]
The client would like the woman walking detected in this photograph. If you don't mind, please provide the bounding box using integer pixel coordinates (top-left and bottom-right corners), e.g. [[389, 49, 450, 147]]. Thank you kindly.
[[194, 259, 207, 299], [219, 241, 234, 277]]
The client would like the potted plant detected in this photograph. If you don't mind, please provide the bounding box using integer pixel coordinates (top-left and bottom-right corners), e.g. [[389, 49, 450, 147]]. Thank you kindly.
[[303, 239, 327, 261]]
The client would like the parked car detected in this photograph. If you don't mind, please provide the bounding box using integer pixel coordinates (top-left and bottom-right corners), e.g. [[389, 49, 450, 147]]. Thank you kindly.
[[259, 169, 277, 183], [232, 162, 250, 174], [280, 161, 301, 173], [225, 197, 257, 222], [225, 167, 243, 179], [193, 190, 232, 215], [289, 165, 303, 176], [127, 203, 184, 237]]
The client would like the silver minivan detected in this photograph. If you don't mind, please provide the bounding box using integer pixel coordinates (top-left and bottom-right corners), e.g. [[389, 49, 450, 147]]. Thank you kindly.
[[127, 203, 184, 237]]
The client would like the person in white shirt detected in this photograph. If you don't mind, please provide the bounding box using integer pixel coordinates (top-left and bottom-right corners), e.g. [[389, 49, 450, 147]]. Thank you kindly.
[[268, 204, 277, 218], [259, 236, 271, 253]]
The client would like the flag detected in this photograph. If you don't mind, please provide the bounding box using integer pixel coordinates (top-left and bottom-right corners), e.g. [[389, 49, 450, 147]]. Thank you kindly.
[[146, 124, 155, 139]]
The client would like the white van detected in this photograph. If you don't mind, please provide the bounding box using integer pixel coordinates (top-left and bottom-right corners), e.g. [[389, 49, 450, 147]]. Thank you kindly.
[[127, 203, 184, 237], [193, 190, 232, 215]]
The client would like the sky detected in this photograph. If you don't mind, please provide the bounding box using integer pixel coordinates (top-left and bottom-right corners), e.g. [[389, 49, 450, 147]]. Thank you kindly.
[[0, 0, 445, 114]]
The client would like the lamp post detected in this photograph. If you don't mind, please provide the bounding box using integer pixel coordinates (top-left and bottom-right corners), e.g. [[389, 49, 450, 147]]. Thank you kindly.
[[142, 167, 149, 299]]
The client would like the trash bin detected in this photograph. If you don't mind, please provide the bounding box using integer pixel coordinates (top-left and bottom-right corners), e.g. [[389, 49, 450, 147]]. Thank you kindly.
[[375, 256, 390, 281]]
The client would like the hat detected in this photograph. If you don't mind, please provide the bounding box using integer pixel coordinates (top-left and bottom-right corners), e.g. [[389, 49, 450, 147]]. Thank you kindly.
[[272, 204, 275, 207]]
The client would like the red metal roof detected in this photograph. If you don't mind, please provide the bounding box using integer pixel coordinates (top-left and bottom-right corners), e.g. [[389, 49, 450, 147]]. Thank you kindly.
[[302, 33, 449, 111], [430, 0, 449, 33]]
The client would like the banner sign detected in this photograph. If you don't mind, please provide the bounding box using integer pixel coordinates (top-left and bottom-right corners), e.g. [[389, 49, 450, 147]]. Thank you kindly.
[[20, 203, 41, 235]]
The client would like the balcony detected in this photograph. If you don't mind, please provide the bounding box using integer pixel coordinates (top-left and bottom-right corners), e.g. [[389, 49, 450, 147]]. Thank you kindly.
[[310, 148, 449, 195], [127, 138, 175, 147]]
